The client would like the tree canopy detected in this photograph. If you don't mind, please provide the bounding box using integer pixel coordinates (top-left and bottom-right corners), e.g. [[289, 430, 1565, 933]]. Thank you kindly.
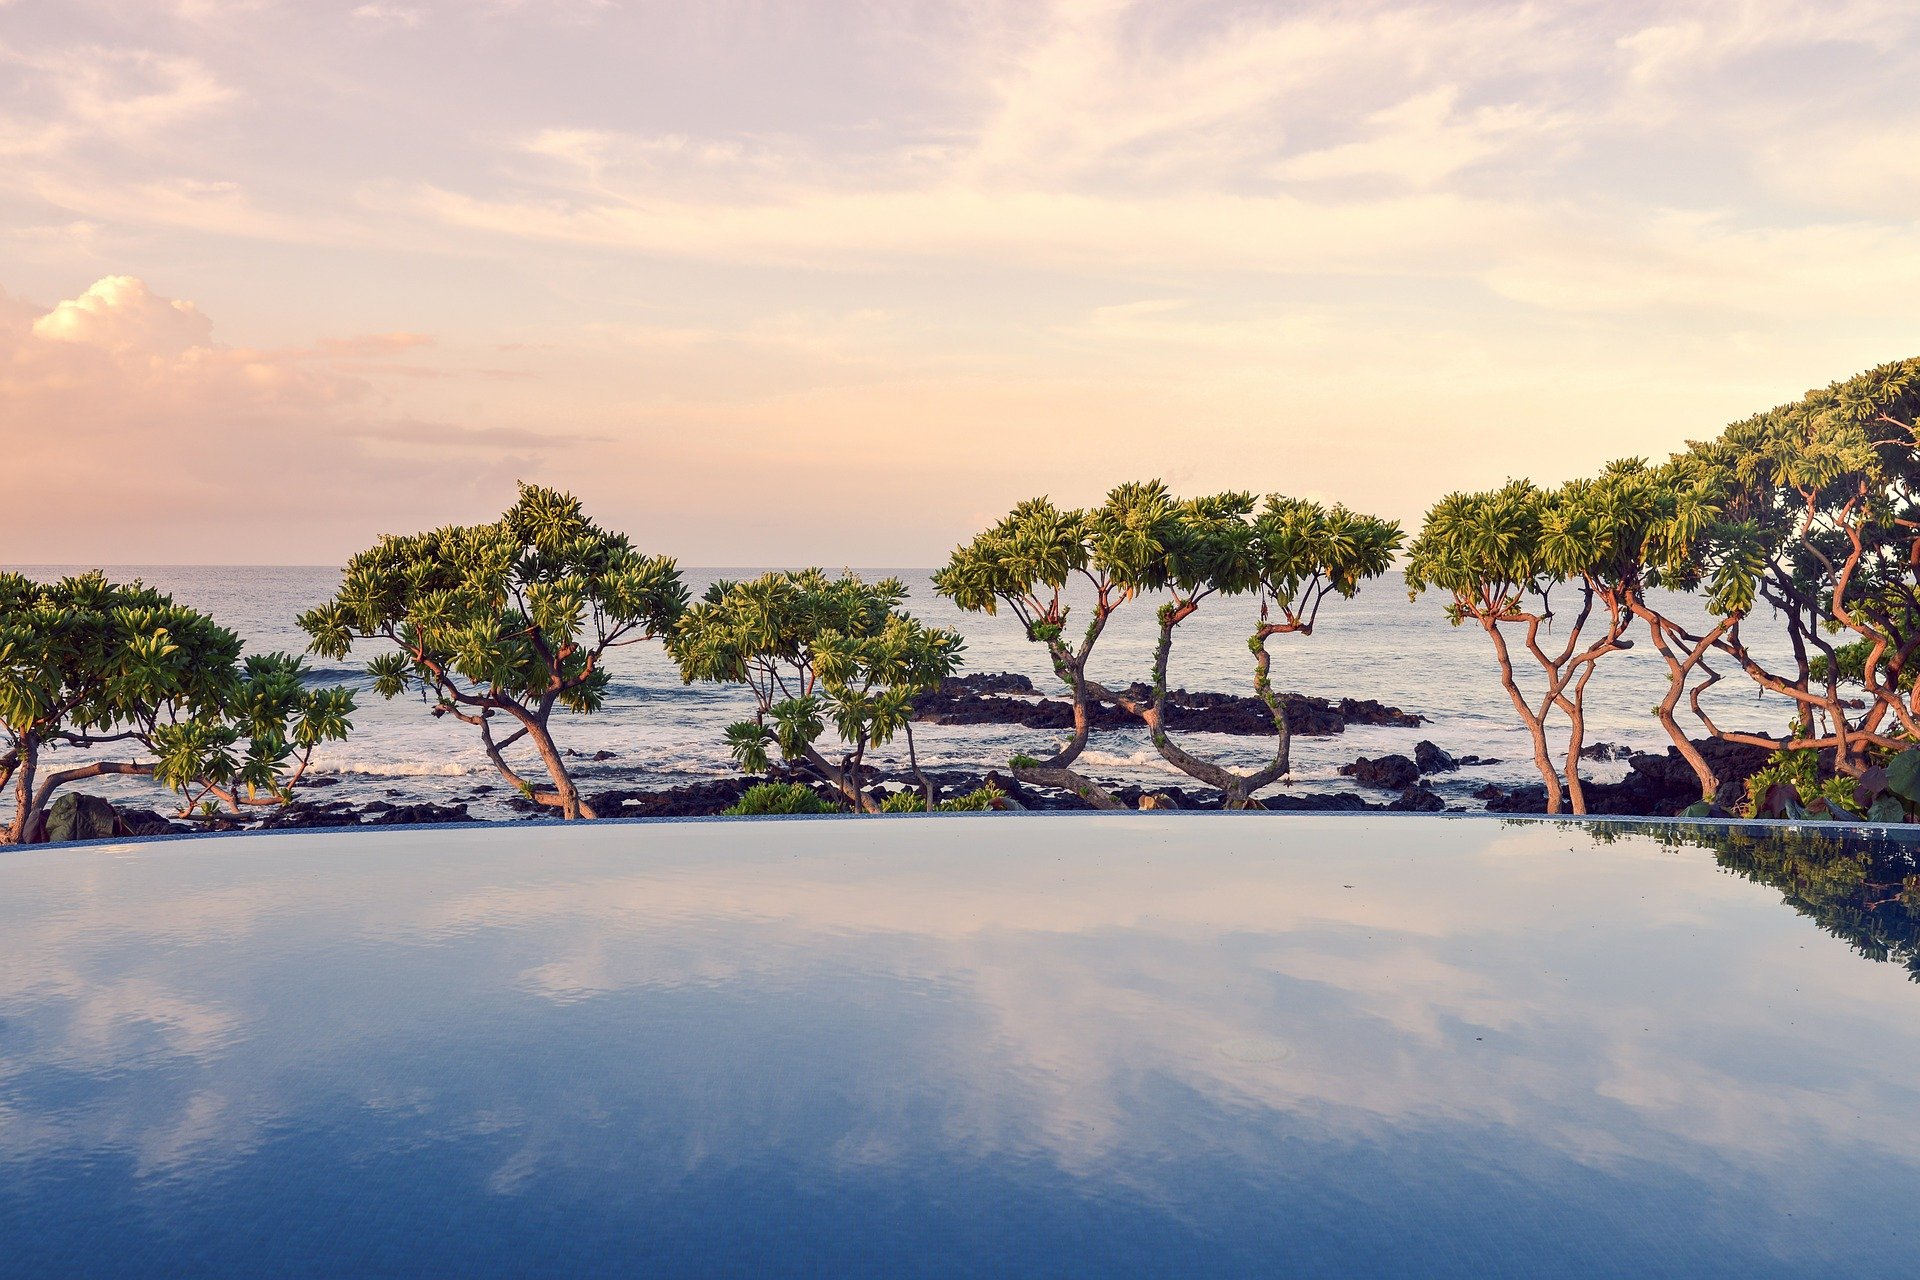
[[670, 569, 963, 812], [942, 482, 1399, 808], [0, 572, 352, 842], [299, 483, 685, 819]]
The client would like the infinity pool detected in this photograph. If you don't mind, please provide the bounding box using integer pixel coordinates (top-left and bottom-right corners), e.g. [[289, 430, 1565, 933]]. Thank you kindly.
[[3, 815, 1918, 1277]]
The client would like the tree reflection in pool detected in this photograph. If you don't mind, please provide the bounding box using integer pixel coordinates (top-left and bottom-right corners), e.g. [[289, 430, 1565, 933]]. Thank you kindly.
[[3, 814, 1919, 1277]]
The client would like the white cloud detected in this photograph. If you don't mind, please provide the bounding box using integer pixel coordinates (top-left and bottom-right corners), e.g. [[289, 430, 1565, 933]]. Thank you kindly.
[[349, 4, 424, 31], [31, 274, 213, 351], [1273, 87, 1558, 189], [0, 43, 234, 158]]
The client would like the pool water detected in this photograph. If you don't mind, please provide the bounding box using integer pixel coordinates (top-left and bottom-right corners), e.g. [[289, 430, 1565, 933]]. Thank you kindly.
[[2, 815, 1917, 1277]]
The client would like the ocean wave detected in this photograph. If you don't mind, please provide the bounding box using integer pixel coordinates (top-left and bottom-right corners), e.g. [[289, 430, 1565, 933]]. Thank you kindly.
[[298, 665, 371, 684], [323, 761, 478, 778], [1075, 749, 1187, 776]]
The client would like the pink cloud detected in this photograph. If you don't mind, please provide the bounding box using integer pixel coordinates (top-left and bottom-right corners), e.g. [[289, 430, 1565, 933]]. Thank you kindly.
[[0, 276, 563, 562]]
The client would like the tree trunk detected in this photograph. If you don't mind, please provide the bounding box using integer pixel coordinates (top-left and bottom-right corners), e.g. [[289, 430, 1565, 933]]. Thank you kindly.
[[903, 721, 937, 810], [1483, 620, 1563, 815], [1635, 607, 1726, 803], [1010, 765, 1122, 809], [483, 709, 597, 819], [5, 737, 38, 844], [1040, 649, 1093, 770], [798, 744, 880, 813], [525, 719, 595, 819]]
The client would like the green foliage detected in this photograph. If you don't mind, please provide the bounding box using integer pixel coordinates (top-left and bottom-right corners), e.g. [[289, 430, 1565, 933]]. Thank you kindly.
[[301, 483, 686, 713], [299, 483, 684, 817], [936, 783, 1004, 812], [1741, 745, 1920, 823], [940, 481, 1400, 803], [1008, 753, 1041, 769], [670, 569, 963, 809], [722, 782, 838, 816], [1811, 638, 1919, 691], [0, 572, 353, 836], [1886, 748, 1920, 804], [1743, 748, 1823, 819], [878, 783, 1005, 813], [1405, 460, 1714, 623]]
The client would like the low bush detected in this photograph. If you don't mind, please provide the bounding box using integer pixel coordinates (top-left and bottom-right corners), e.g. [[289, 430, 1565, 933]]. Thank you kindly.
[[723, 782, 839, 817], [879, 784, 1006, 813]]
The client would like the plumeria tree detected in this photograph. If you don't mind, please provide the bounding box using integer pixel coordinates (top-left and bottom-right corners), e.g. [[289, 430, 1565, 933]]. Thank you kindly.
[[299, 483, 687, 820], [670, 569, 964, 812], [0, 572, 353, 843]]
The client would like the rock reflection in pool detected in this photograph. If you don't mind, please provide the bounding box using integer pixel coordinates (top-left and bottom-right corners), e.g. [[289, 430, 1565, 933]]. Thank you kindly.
[[2, 815, 1918, 1277]]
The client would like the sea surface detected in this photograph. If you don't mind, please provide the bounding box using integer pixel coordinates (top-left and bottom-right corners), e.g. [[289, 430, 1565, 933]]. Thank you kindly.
[[10, 566, 1795, 820]]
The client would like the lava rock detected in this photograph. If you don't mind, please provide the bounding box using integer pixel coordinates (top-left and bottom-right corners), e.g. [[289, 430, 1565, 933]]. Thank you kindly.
[[1413, 740, 1459, 775], [367, 802, 471, 826], [590, 777, 762, 818], [1389, 784, 1448, 812], [911, 672, 1423, 738], [1481, 784, 1548, 814], [117, 809, 182, 837], [253, 800, 365, 829], [1337, 698, 1428, 728], [1338, 754, 1421, 790], [940, 672, 1037, 696], [1258, 791, 1374, 811]]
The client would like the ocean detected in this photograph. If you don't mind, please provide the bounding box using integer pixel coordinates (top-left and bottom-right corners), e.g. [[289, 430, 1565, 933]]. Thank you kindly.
[[10, 566, 1795, 820]]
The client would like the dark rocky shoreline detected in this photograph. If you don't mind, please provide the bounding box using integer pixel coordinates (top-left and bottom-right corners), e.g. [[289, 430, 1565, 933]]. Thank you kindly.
[[911, 673, 1426, 736], [33, 673, 1779, 843]]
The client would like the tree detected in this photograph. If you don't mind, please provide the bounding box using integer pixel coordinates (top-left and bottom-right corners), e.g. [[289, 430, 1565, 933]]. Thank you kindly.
[[669, 569, 964, 813], [941, 483, 1399, 809], [299, 483, 686, 820], [1405, 478, 1643, 815], [0, 572, 353, 843], [1664, 358, 1920, 776], [933, 484, 1177, 807], [1086, 492, 1400, 808]]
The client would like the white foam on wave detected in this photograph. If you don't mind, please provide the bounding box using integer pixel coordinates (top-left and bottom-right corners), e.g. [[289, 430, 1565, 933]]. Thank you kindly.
[[1075, 749, 1187, 776], [324, 761, 477, 778]]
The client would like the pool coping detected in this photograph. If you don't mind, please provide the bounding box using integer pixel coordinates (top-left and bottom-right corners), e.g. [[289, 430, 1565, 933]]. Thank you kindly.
[[15, 806, 1920, 855]]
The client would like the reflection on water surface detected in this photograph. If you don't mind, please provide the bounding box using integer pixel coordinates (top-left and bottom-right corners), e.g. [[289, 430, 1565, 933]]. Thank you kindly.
[[3, 815, 1918, 1277]]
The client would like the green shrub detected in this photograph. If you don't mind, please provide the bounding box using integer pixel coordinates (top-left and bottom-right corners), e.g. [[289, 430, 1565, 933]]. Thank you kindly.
[[1742, 744, 1920, 822], [877, 783, 1006, 813], [1744, 748, 1821, 818], [723, 782, 838, 817], [936, 784, 1004, 812]]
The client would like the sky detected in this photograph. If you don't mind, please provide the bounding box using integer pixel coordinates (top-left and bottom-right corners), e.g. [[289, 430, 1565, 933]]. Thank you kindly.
[[2, 0, 1918, 565]]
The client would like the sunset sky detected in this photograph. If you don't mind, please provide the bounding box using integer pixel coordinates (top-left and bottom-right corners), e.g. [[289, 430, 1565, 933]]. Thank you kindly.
[[3, 0, 1918, 564]]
